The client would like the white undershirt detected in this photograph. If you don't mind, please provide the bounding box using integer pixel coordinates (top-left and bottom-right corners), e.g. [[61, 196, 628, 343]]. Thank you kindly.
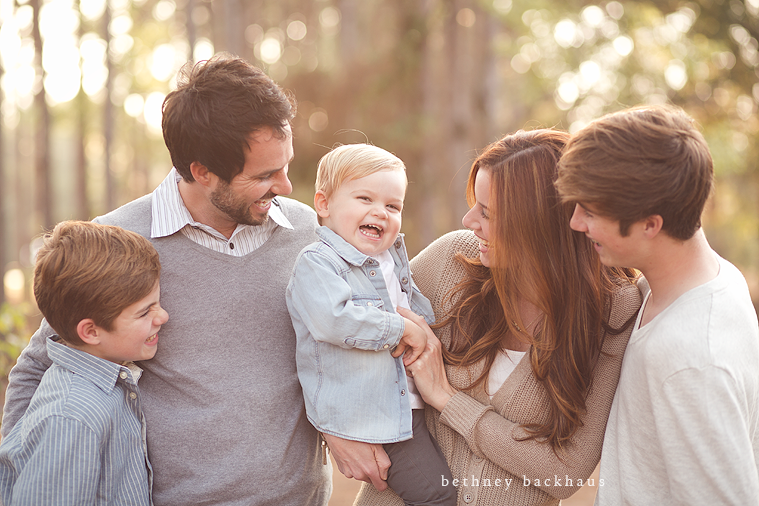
[[372, 250, 425, 409], [487, 349, 527, 398]]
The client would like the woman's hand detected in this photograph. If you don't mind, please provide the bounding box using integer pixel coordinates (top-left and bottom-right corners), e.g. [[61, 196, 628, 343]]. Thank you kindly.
[[396, 307, 457, 412]]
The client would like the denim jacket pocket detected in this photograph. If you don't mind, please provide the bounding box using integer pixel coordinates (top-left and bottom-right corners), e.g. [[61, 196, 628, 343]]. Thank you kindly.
[[344, 295, 388, 348]]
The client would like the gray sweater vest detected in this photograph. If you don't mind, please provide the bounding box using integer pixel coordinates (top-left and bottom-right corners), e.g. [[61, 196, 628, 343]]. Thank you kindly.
[[98, 195, 330, 505]]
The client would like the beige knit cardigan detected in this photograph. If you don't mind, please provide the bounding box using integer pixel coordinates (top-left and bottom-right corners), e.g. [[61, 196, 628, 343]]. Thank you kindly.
[[354, 230, 641, 506]]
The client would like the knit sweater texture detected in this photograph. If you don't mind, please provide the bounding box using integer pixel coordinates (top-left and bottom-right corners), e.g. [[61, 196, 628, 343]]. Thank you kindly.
[[355, 230, 641, 506], [2, 194, 331, 506]]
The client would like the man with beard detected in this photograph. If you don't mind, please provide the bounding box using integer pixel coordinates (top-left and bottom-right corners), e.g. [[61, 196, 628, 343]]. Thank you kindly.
[[2, 54, 332, 506]]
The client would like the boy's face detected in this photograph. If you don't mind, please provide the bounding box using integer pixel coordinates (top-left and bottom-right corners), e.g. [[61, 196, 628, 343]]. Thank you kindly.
[[317, 169, 406, 257], [92, 282, 168, 364], [569, 203, 639, 267]]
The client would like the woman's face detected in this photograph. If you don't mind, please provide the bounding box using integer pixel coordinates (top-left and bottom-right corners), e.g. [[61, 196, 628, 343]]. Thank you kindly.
[[462, 168, 492, 267]]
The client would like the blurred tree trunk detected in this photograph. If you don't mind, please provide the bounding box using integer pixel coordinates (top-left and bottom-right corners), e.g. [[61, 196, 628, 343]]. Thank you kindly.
[[103, 0, 115, 212], [418, 0, 445, 245], [31, 0, 53, 230], [75, 0, 90, 220], [0, 62, 5, 306], [445, 0, 471, 230], [186, 0, 196, 61]]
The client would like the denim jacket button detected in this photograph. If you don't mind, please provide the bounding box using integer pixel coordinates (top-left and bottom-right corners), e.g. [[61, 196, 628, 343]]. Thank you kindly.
[[395, 240, 401, 248], [369, 270, 377, 277], [401, 277, 408, 284], [383, 344, 389, 349], [400, 389, 406, 396]]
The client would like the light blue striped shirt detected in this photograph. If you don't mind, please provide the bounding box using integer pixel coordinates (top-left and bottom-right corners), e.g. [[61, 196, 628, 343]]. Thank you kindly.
[[0, 339, 153, 505], [150, 168, 293, 256]]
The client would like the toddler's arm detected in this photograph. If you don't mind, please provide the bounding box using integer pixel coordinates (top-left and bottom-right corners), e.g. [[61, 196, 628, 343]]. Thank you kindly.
[[287, 250, 405, 351], [391, 317, 427, 365]]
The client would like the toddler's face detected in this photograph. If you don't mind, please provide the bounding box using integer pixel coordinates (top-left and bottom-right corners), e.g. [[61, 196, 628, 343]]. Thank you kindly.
[[318, 169, 406, 257]]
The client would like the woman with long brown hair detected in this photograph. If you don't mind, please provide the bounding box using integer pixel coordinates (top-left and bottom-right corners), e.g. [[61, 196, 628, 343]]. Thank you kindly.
[[355, 129, 641, 506]]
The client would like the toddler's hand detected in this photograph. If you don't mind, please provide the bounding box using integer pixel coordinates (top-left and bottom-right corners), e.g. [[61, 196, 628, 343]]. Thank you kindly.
[[392, 317, 428, 365]]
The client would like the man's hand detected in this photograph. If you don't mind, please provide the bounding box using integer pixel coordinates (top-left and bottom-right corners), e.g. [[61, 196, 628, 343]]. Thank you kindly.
[[322, 433, 391, 491]]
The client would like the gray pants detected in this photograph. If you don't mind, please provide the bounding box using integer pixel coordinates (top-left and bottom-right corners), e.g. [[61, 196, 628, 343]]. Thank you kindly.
[[384, 409, 457, 506]]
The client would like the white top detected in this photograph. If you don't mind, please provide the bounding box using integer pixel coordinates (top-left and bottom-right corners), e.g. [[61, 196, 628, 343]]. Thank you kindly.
[[373, 250, 424, 409], [150, 168, 292, 255], [487, 349, 526, 398], [596, 254, 759, 506]]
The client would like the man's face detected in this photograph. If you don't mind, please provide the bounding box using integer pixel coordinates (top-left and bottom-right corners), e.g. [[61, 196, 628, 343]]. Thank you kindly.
[[569, 202, 639, 268], [210, 125, 294, 226]]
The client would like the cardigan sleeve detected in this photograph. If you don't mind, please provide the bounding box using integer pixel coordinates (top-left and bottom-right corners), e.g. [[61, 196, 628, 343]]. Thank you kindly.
[[437, 283, 641, 499], [412, 231, 642, 499]]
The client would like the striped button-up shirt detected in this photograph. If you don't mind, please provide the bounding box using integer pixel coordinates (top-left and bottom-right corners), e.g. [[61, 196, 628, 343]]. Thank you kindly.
[[0, 339, 152, 505], [151, 168, 293, 255]]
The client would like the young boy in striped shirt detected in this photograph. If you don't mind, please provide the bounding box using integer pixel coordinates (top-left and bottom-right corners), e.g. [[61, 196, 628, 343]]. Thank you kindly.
[[0, 221, 168, 505]]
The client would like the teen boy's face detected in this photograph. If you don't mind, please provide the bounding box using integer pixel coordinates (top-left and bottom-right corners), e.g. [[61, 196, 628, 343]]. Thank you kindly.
[[317, 169, 406, 257], [569, 203, 637, 267], [94, 282, 169, 364]]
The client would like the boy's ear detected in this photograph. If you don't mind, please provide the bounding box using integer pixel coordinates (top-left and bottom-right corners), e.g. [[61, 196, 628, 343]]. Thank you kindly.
[[314, 191, 330, 219], [76, 318, 102, 346], [641, 215, 664, 239], [190, 162, 215, 188]]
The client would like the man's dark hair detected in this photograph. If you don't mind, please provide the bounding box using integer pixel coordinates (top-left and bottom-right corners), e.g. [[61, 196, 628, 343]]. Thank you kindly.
[[162, 53, 296, 183]]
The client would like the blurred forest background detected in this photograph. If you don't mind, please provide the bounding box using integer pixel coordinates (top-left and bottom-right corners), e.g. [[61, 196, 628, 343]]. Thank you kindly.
[[1, 0, 758, 503], [1, 0, 758, 416]]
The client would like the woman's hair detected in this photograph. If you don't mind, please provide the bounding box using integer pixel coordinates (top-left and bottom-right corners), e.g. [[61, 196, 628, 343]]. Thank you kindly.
[[438, 129, 635, 452]]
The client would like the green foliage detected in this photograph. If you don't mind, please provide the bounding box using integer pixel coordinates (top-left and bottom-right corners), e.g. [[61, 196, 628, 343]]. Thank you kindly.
[[0, 302, 35, 400]]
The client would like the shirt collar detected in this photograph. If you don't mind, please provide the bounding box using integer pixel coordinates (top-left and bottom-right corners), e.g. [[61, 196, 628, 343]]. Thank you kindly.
[[150, 167, 293, 239], [315, 226, 405, 267], [46, 338, 142, 393]]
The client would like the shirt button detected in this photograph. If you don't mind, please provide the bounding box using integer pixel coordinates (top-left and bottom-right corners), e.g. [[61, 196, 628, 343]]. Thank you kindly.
[[395, 240, 401, 248], [463, 492, 473, 503], [129, 392, 137, 400], [369, 270, 377, 277], [473, 455, 483, 463], [229, 243, 235, 250], [367, 301, 373, 306], [119, 371, 128, 380], [383, 344, 389, 349], [401, 277, 408, 284], [400, 389, 406, 396]]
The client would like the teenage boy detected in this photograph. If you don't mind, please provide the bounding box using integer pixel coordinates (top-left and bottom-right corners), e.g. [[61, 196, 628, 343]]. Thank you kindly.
[[0, 221, 168, 505], [556, 104, 759, 505], [2, 54, 333, 504]]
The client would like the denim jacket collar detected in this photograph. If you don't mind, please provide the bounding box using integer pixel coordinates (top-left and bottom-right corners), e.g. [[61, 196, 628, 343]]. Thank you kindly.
[[315, 226, 405, 267]]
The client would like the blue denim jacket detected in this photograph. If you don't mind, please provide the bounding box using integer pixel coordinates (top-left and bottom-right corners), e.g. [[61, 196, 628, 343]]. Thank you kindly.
[[286, 226, 435, 443]]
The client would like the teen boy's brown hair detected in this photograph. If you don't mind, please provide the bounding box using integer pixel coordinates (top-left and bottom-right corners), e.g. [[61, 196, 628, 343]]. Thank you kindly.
[[556, 105, 714, 240], [33, 221, 161, 346]]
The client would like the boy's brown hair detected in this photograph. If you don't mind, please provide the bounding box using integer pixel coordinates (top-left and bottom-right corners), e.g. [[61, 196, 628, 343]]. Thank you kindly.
[[33, 221, 161, 345], [556, 105, 714, 240]]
